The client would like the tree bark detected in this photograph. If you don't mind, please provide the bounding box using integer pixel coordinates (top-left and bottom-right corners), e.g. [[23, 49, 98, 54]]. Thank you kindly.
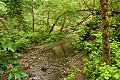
[[32, 0, 35, 32], [60, 16, 66, 32], [46, 11, 50, 32], [100, 0, 111, 65]]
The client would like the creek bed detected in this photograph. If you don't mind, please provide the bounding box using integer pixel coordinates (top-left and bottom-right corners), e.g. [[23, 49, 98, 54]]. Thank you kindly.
[[19, 41, 85, 80]]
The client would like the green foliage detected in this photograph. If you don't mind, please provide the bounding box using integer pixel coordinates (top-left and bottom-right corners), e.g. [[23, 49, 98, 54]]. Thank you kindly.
[[7, 65, 27, 80], [82, 40, 120, 80], [96, 64, 120, 80], [75, 33, 119, 80], [0, 0, 120, 80], [64, 72, 75, 80], [71, 23, 120, 80], [42, 32, 66, 44], [72, 27, 102, 54], [110, 41, 120, 67], [110, 28, 119, 40], [71, 26, 90, 47], [64, 66, 81, 80], [0, 26, 66, 79], [0, 38, 27, 80]]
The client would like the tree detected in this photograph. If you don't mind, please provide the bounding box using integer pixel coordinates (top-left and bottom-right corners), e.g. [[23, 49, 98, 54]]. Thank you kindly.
[[32, 0, 35, 32], [1, 0, 28, 31], [100, 0, 111, 65]]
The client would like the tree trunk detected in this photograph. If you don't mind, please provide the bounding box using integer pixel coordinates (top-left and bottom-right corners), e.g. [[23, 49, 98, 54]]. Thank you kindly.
[[46, 11, 50, 32], [60, 16, 66, 32], [100, 0, 111, 65], [32, 0, 35, 32]]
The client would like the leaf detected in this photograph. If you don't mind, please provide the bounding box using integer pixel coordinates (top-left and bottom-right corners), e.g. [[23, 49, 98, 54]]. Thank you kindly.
[[8, 73, 13, 80], [105, 76, 109, 80], [0, 58, 9, 68], [3, 40, 17, 52], [0, 66, 6, 74], [7, 58, 17, 64], [0, 50, 7, 56], [19, 70, 28, 78], [0, 1, 5, 5], [13, 53, 23, 58], [14, 73, 21, 80], [114, 73, 120, 79]]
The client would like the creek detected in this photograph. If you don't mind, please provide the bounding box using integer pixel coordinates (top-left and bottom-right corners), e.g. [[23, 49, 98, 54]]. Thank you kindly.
[[19, 40, 85, 80]]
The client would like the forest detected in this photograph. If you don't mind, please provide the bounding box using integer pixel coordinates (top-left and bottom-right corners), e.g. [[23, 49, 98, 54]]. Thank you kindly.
[[0, 0, 120, 80]]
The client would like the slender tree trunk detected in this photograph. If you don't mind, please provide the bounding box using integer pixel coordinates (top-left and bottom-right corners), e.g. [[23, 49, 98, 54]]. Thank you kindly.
[[46, 11, 50, 32], [60, 16, 66, 32], [100, 0, 110, 65], [32, 0, 35, 32], [49, 17, 60, 34]]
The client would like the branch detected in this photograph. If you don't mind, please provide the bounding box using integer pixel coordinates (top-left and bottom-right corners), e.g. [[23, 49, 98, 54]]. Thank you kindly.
[[49, 9, 99, 34], [111, 11, 120, 16], [76, 14, 93, 25]]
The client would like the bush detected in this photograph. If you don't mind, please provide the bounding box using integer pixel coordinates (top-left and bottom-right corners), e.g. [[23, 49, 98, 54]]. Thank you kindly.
[[0, 39, 28, 80], [82, 36, 120, 80], [71, 28, 120, 80]]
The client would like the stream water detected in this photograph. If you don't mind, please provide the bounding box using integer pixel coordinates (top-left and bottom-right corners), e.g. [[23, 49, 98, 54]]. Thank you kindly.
[[19, 40, 85, 80]]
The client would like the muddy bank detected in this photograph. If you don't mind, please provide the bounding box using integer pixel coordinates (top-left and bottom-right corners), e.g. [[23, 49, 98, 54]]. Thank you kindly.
[[19, 40, 85, 80]]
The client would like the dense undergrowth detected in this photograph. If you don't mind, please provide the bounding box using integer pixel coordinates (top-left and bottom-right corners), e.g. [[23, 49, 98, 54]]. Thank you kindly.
[[0, 28, 66, 80], [64, 14, 120, 80], [69, 18, 120, 80], [82, 33, 120, 80], [1, 18, 119, 80]]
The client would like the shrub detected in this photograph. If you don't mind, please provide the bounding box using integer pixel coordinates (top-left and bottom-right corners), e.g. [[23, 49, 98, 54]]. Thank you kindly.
[[0, 39, 28, 80]]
